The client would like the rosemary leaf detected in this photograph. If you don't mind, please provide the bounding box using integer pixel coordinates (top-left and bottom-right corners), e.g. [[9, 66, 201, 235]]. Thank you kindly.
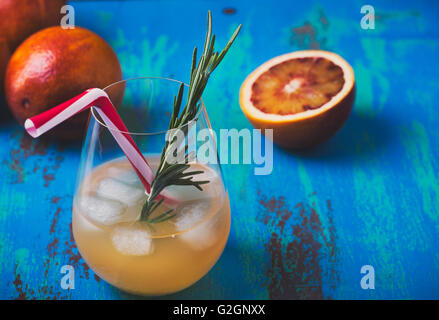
[[140, 11, 241, 224]]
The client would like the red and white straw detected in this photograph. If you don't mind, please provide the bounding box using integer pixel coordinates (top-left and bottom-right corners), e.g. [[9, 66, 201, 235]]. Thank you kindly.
[[25, 88, 177, 206]]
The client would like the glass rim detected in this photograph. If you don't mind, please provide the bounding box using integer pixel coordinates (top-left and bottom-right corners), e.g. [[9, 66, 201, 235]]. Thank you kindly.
[[90, 76, 205, 136]]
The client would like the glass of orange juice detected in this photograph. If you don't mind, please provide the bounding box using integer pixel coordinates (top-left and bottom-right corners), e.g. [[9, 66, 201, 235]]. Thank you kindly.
[[72, 77, 230, 295]]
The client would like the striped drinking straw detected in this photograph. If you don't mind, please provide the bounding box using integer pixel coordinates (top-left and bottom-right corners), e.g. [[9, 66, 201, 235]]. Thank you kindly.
[[24, 88, 177, 207]]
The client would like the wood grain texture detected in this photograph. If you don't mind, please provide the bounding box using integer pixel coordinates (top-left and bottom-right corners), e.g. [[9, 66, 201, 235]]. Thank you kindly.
[[0, 0, 438, 299]]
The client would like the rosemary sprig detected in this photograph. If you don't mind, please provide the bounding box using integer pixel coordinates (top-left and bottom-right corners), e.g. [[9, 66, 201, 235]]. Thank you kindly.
[[140, 11, 241, 224]]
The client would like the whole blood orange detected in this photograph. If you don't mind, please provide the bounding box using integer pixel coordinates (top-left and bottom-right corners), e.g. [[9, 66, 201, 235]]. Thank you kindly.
[[240, 50, 355, 149], [0, 0, 66, 98], [5, 26, 123, 139]]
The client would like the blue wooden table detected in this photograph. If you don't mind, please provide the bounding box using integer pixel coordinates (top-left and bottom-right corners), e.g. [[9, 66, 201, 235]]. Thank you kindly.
[[1, 0, 438, 299]]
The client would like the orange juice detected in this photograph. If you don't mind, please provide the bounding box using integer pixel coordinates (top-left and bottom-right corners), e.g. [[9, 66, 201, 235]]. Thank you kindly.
[[72, 156, 230, 295]]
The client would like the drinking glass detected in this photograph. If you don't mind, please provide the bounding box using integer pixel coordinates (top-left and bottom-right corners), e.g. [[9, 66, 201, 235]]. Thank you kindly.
[[72, 77, 230, 296]]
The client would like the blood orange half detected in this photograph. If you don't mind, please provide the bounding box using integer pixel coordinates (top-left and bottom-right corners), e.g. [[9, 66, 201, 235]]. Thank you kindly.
[[240, 50, 355, 149]]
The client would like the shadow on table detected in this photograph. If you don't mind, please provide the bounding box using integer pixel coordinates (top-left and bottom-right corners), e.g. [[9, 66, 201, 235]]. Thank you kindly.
[[0, 98, 83, 151], [284, 108, 396, 163], [0, 96, 14, 123]]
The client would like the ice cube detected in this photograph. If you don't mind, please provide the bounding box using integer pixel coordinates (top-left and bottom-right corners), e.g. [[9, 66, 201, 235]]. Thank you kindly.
[[191, 165, 218, 182], [164, 168, 217, 202], [79, 196, 127, 226], [175, 201, 209, 230], [174, 201, 217, 250], [96, 178, 145, 206], [111, 225, 154, 256], [108, 167, 142, 187], [163, 185, 205, 204]]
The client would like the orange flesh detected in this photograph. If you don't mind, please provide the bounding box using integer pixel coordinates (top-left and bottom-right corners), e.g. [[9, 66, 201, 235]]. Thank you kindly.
[[250, 57, 345, 115]]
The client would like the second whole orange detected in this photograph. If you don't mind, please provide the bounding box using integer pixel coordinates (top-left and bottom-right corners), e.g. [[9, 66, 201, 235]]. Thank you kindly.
[[5, 26, 124, 140]]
